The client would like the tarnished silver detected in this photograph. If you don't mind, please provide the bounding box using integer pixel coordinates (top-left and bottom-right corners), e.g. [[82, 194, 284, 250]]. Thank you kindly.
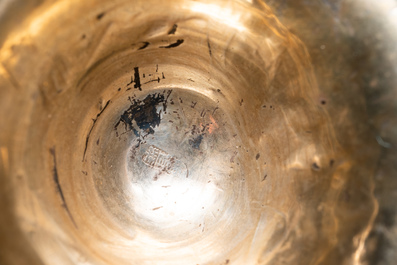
[[0, 0, 396, 264]]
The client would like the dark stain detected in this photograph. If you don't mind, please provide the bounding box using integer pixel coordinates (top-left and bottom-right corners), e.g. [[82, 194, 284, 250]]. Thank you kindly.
[[191, 102, 197, 108], [156, 64, 158, 72], [226, 259, 230, 264], [189, 134, 204, 149], [81, 171, 88, 176], [115, 91, 172, 139], [138, 42, 150, 50], [118, 87, 121, 91], [160, 39, 184, 49], [168, 24, 178, 35], [212, 106, 219, 115], [239, 99, 244, 106], [256, 153, 260, 160], [162, 72, 165, 79], [50, 148, 77, 228], [321, 100, 327, 105], [207, 38, 212, 56], [96, 12, 105, 20], [201, 124, 209, 133], [312, 162, 320, 171], [330, 159, 335, 167], [96, 138, 100, 145], [83, 100, 111, 161], [262, 105, 266, 108], [188, 78, 195, 82], [81, 34, 86, 39], [191, 124, 198, 135]]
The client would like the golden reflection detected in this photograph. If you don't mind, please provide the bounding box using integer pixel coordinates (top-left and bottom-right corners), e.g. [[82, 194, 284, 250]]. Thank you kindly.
[[0, 0, 394, 264], [188, 2, 246, 32]]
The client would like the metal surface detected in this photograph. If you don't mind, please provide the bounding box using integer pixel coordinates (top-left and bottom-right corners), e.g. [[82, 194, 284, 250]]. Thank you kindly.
[[0, 0, 396, 264]]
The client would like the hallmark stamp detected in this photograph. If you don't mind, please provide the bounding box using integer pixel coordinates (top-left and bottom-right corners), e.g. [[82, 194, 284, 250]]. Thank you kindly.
[[141, 145, 174, 172]]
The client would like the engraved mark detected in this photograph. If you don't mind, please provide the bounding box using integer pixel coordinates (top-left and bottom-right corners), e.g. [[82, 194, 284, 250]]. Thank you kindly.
[[141, 145, 175, 172]]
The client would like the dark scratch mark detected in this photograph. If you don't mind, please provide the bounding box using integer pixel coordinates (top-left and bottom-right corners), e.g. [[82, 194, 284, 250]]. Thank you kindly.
[[191, 102, 197, 108], [152, 206, 163, 211], [168, 24, 178, 35], [212, 106, 219, 115], [256, 153, 260, 160], [239, 99, 244, 106], [160, 39, 184, 49], [50, 148, 77, 228], [184, 162, 189, 178], [83, 100, 111, 161], [312, 162, 320, 171], [162, 72, 165, 79], [126, 76, 134, 87], [143, 77, 160, 84], [138, 42, 150, 50], [230, 151, 238, 163], [207, 38, 212, 56], [156, 64, 158, 72], [133, 67, 142, 91], [262, 174, 267, 182], [81, 171, 88, 175], [96, 12, 105, 20], [187, 78, 195, 82]]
